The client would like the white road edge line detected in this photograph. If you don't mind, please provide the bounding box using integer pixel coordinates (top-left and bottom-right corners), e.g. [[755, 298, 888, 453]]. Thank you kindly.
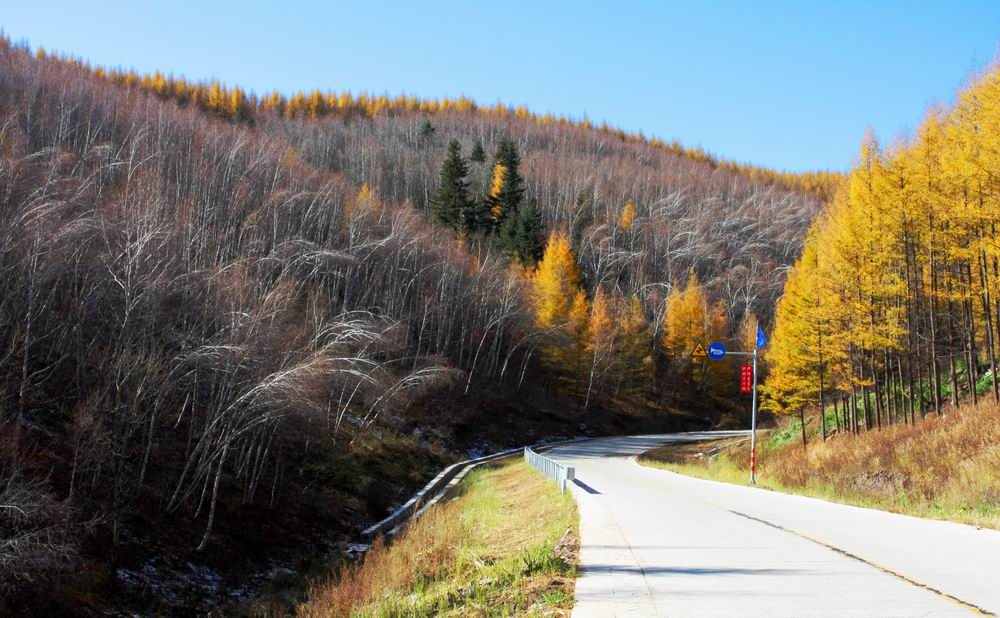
[[630, 456, 995, 616]]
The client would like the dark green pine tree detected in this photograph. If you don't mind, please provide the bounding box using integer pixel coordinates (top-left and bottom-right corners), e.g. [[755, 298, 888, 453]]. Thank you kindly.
[[487, 137, 525, 235], [460, 192, 491, 235], [470, 139, 487, 164], [503, 198, 546, 265], [419, 119, 435, 145], [430, 140, 471, 231]]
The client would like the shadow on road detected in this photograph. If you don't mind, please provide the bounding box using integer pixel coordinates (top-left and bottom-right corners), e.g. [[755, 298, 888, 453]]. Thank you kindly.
[[573, 478, 601, 494]]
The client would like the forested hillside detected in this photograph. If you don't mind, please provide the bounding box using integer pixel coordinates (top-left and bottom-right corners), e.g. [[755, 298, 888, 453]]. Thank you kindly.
[[766, 63, 1000, 435], [0, 40, 828, 613]]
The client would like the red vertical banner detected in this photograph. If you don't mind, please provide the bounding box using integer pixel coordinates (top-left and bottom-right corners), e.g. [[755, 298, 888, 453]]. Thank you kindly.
[[740, 364, 753, 393]]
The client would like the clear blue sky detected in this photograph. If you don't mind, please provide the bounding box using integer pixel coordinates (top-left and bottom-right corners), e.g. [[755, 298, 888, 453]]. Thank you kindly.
[[3, 1, 998, 172]]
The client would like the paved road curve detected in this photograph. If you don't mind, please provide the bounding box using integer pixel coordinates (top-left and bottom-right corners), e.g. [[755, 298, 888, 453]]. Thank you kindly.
[[547, 434, 1000, 618]]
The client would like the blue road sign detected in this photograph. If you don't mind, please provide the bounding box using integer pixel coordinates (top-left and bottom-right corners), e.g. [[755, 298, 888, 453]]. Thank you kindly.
[[707, 341, 727, 360]]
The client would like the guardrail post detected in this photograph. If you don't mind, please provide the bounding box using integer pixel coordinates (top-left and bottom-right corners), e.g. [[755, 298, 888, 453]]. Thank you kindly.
[[524, 446, 574, 494]]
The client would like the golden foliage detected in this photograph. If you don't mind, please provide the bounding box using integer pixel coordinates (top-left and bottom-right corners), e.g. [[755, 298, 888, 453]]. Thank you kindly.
[[766, 63, 1000, 421], [586, 288, 613, 356], [662, 272, 724, 359], [532, 231, 582, 333], [489, 162, 507, 220], [617, 201, 635, 230]]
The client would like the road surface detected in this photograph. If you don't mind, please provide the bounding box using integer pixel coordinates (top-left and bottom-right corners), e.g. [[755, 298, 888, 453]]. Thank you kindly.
[[546, 433, 1000, 617]]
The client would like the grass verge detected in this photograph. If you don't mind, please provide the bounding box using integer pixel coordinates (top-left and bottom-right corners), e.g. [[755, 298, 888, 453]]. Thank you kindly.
[[299, 460, 578, 617], [638, 400, 1000, 530]]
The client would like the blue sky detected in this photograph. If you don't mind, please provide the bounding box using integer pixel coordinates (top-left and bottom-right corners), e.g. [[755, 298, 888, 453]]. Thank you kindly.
[[3, 1, 997, 172]]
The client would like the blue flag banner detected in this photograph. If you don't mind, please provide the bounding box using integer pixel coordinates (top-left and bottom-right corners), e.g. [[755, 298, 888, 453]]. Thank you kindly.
[[756, 323, 767, 349]]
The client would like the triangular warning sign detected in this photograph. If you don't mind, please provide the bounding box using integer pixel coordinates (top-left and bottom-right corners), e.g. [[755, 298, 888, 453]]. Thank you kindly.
[[691, 343, 708, 358]]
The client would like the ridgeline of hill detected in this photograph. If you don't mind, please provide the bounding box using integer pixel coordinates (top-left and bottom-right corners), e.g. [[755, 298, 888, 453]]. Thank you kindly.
[[0, 39, 829, 613]]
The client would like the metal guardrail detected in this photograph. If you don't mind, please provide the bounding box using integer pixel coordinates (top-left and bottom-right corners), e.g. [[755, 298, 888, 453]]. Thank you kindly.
[[361, 446, 522, 541], [524, 446, 575, 493], [361, 438, 590, 543]]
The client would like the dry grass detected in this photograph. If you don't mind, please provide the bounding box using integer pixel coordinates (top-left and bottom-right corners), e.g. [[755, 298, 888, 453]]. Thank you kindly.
[[299, 460, 578, 617], [640, 400, 1000, 529]]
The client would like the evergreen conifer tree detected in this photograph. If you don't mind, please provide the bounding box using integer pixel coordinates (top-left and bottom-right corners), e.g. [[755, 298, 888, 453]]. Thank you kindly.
[[487, 138, 525, 234], [430, 140, 471, 231], [470, 139, 487, 164], [419, 119, 435, 143], [461, 198, 490, 235], [501, 199, 545, 265]]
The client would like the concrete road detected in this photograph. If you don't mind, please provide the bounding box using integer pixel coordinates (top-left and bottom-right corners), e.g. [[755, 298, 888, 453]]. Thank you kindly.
[[546, 433, 1000, 618]]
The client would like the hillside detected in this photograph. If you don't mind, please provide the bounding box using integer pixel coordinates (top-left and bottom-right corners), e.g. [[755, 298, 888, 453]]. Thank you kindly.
[[0, 39, 828, 613]]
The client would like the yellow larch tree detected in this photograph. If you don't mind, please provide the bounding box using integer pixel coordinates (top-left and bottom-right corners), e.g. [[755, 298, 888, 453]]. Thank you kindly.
[[613, 295, 653, 404], [308, 90, 326, 119], [228, 86, 247, 121], [661, 273, 728, 391], [766, 63, 1000, 443], [617, 201, 635, 231], [207, 81, 226, 117], [567, 289, 591, 396], [661, 284, 686, 359], [532, 231, 588, 394], [489, 161, 507, 221], [763, 229, 844, 438], [583, 287, 615, 408], [285, 91, 307, 119], [662, 272, 714, 360]]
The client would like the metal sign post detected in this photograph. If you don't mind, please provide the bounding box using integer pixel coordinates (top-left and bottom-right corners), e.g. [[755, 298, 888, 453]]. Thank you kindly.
[[749, 345, 759, 485], [703, 322, 765, 485], [750, 322, 765, 485]]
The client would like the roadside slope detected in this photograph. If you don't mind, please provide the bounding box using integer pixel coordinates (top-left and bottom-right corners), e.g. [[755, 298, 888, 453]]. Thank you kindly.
[[300, 461, 578, 617]]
